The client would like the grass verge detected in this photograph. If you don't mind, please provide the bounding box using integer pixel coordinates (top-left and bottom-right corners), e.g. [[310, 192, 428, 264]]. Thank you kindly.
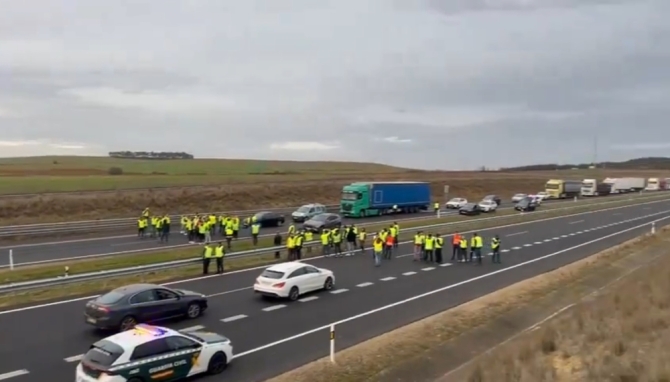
[[3, 194, 666, 285], [260, 222, 670, 382]]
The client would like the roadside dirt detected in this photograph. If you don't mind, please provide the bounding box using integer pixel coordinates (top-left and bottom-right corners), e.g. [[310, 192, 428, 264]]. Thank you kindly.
[[263, 226, 669, 382]]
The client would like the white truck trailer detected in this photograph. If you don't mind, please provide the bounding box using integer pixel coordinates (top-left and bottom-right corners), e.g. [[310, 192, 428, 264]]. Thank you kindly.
[[604, 177, 646, 193], [580, 179, 612, 196], [645, 178, 668, 191]]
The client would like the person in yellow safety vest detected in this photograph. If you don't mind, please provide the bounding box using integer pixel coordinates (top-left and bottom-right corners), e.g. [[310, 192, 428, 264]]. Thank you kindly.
[[225, 218, 234, 238], [294, 231, 304, 260], [251, 222, 261, 245], [252, 214, 257, 223], [331, 228, 343, 257], [155, 217, 163, 241], [287, 223, 295, 235], [470, 233, 483, 264], [215, 242, 225, 274], [202, 243, 214, 274], [218, 215, 226, 234], [150, 216, 159, 238], [203, 220, 212, 244], [413, 231, 423, 261], [321, 229, 331, 257], [232, 216, 240, 239], [389, 224, 397, 249], [159, 214, 171, 243], [358, 228, 367, 254], [384, 230, 394, 259], [179, 216, 186, 234], [286, 234, 296, 261], [208, 214, 216, 234], [435, 233, 444, 264], [434, 202, 439, 212], [419, 231, 427, 259], [304, 230, 313, 254], [459, 237, 468, 262], [491, 235, 501, 264], [137, 217, 147, 238], [142, 207, 150, 218], [198, 221, 207, 243], [185, 218, 194, 243], [243, 216, 251, 228], [372, 235, 383, 267], [225, 226, 234, 249], [424, 234, 435, 262], [393, 222, 400, 248]]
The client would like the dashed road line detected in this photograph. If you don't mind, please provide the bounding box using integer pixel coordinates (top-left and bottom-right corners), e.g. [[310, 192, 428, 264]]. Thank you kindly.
[[534, 241, 542, 244], [552, 237, 559, 240], [569, 220, 584, 224], [402, 271, 417, 275], [439, 263, 453, 267], [298, 296, 319, 302], [330, 289, 349, 294], [524, 244, 532, 247], [543, 239, 551, 242], [501, 249, 510, 252], [561, 235, 568, 238], [512, 246, 521, 250], [262, 305, 286, 312], [221, 314, 248, 323], [380, 277, 396, 281], [421, 267, 435, 271], [356, 282, 374, 287], [0, 370, 29, 380], [506, 231, 527, 237]]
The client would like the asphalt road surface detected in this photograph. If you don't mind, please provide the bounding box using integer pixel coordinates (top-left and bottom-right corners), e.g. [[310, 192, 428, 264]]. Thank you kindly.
[[0, 196, 647, 267], [0, 198, 669, 382]]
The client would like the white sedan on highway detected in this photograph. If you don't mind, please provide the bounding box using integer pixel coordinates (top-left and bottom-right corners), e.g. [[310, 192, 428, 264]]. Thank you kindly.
[[254, 262, 335, 301], [534, 191, 550, 201], [511, 193, 528, 203], [445, 198, 468, 209], [478, 200, 498, 212], [528, 194, 544, 205]]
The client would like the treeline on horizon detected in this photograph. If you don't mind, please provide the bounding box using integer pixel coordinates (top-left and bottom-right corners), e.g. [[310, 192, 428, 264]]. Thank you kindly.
[[108, 151, 194, 160], [502, 157, 670, 171]]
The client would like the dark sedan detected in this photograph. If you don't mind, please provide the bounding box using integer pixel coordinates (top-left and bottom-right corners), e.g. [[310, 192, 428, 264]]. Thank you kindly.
[[482, 194, 501, 206], [459, 203, 481, 216], [84, 283, 208, 332], [244, 211, 285, 228], [303, 213, 342, 233], [515, 197, 537, 212]]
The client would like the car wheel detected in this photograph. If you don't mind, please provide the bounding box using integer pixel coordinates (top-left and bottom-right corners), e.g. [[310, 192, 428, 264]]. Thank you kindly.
[[323, 277, 334, 290], [119, 316, 137, 331], [207, 351, 228, 375], [288, 286, 300, 301], [186, 303, 202, 319]]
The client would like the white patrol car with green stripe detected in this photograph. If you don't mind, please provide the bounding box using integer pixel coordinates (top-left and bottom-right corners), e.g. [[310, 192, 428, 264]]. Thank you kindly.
[[75, 324, 233, 382]]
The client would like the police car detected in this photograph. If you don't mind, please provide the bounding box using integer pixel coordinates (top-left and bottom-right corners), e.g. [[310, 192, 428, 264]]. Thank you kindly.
[[75, 324, 233, 382]]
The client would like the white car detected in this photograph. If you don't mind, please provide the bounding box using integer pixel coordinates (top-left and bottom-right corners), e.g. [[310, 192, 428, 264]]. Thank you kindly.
[[75, 324, 233, 382], [254, 262, 335, 300], [478, 200, 498, 212], [528, 194, 543, 205], [511, 193, 527, 203], [445, 198, 468, 209], [534, 191, 550, 201]]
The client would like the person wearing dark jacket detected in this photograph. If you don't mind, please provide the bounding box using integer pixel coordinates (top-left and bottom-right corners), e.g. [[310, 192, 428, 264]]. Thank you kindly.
[[273, 232, 282, 259], [346, 226, 357, 255]]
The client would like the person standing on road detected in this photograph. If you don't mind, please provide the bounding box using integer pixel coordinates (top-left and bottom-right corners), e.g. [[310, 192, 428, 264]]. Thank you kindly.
[[331, 228, 343, 257], [434, 202, 440, 213], [295, 231, 304, 260], [215, 242, 225, 274], [358, 228, 367, 255], [286, 234, 296, 261], [273, 232, 282, 259], [202, 243, 213, 274], [459, 236, 468, 262], [321, 229, 331, 257], [384, 231, 394, 259], [491, 235, 501, 264], [232, 216, 240, 239], [160, 214, 170, 243], [471, 233, 483, 264], [413, 231, 423, 261], [424, 233, 434, 262], [373, 235, 383, 267], [251, 221, 261, 245], [224, 226, 234, 249], [435, 233, 444, 264], [393, 222, 400, 248], [451, 232, 461, 261], [137, 217, 146, 238], [304, 230, 313, 254], [345, 225, 356, 254]]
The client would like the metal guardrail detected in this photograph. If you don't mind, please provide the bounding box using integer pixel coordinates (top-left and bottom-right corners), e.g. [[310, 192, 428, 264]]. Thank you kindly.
[[2, 193, 669, 293], [0, 204, 341, 237]]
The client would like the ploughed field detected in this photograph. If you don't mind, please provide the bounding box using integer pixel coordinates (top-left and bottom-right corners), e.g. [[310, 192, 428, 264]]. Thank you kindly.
[[0, 156, 665, 225]]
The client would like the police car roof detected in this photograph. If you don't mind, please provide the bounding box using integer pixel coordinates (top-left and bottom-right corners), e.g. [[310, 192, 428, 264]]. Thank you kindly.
[[103, 325, 179, 349]]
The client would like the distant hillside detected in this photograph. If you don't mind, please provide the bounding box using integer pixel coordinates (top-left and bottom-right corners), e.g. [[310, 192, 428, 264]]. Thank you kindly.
[[502, 157, 670, 171]]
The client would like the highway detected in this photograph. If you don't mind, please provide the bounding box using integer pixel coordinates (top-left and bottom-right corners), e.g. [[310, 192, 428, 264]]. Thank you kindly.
[[0, 198, 668, 381]]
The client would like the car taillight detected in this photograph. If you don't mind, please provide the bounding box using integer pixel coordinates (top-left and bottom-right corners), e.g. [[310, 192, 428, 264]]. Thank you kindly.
[[97, 306, 110, 313], [272, 282, 285, 288]]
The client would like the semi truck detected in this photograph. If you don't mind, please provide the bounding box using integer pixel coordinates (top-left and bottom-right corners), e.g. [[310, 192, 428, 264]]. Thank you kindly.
[[603, 177, 646, 193], [339, 181, 431, 218], [580, 179, 612, 196], [545, 179, 581, 199], [645, 178, 668, 191]]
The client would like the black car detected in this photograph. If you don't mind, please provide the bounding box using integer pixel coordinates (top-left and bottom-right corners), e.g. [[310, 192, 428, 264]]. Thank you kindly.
[[244, 211, 285, 228], [84, 283, 208, 332], [515, 197, 537, 212], [303, 213, 342, 233], [482, 194, 501, 206], [459, 203, 481, 216]]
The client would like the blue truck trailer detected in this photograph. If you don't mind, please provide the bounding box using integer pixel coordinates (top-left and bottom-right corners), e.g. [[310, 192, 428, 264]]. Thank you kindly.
[[339, 181, 431, 218]]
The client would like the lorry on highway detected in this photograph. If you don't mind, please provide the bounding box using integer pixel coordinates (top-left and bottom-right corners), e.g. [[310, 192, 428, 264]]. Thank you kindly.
[[580, 179, 612, 197], [339, 181, 431, 218], [645, 178, 668, 191], [603, 177, 646, 193], [545, 179, 581, 199]]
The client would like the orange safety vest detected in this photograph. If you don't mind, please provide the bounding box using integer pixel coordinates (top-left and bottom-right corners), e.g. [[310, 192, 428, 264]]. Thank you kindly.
[[385, 235, 394, 246], [452, 234, 461, 245]]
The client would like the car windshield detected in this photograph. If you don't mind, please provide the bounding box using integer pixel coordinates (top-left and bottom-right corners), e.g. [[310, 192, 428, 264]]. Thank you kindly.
[[481, 201, 491, 205], [96, 291, 125, 305], [296, 206, 310, 213], [484, 195, 494, 200], [341, 192, 358, 201], [260, 270, 285, 279], [310, 214, 329, 222], [449, 198, 461, 202]]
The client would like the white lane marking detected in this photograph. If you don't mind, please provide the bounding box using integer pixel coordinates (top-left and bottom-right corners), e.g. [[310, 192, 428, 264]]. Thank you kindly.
[[64, 354, 83, 362], [207, 286, 253, 298], [221, 314, 247, 323], [561, 235, 568, 238], [544, 239, 551, 242], [179, 325, 205, 332], [439, 263, 453, 267], [330, 289, 349, 294], [534, 241, 542, 244], [380, 277, 396, 281], [501, 249, 510, 253], [506, 231, 527, 237], [422, 267, 435, 271], [524, 244, 532, 247], [403, 271, 417, 275], [5, 200, 670, 315], [262, 305, 286, 312], [569, 220, 584, 224], [576, 231, 583, 234], [356, 282, 374, 287], [512, 246, 521, 250], [232, 214, 670, 359], [298, 296, 319, 302], [0, 370, 29, 380]]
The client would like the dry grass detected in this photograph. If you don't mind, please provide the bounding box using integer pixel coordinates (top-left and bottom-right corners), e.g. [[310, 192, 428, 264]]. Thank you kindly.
[[0, 156, 666, 225], [264, 226, 670, 382]]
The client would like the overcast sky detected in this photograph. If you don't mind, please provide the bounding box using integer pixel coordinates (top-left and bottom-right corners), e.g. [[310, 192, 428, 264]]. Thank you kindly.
[[1, 0, 669, 170]]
